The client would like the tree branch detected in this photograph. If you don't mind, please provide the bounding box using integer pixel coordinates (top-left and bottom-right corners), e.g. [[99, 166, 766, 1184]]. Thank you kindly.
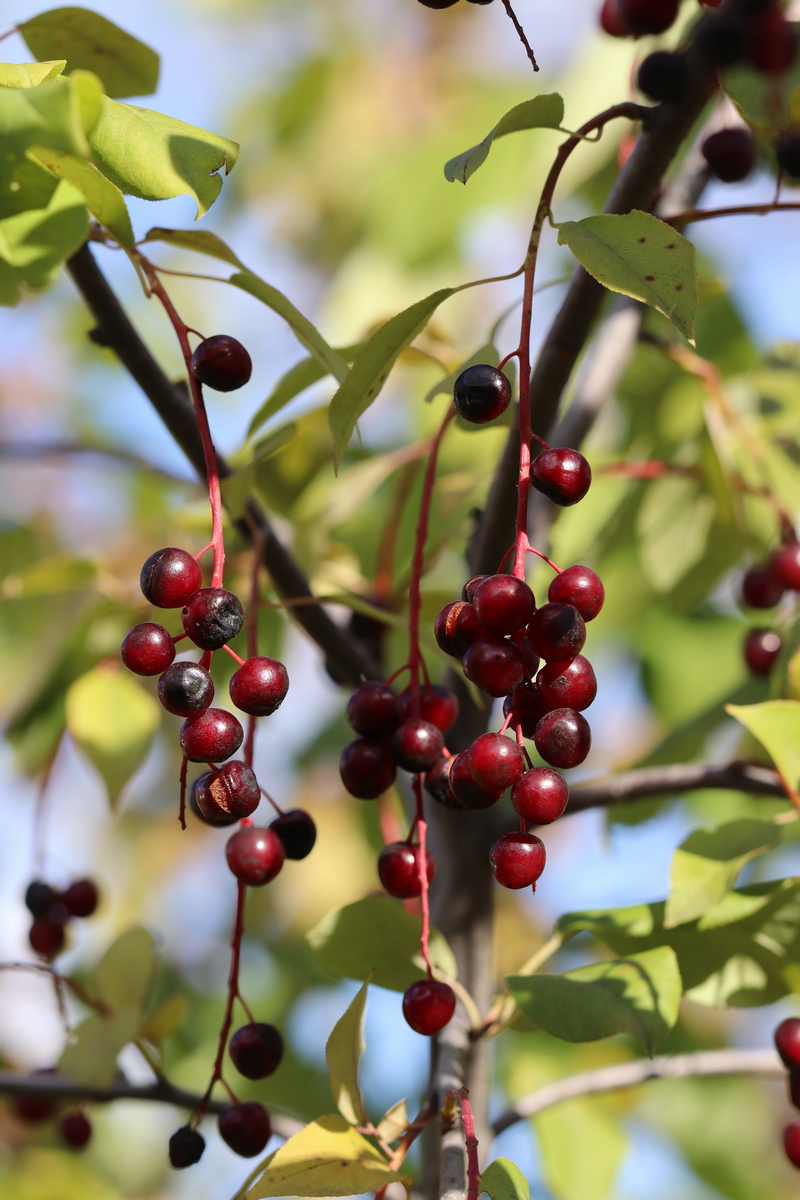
[[567, 760, 788, 814], [492, 1048, 783, 1136]]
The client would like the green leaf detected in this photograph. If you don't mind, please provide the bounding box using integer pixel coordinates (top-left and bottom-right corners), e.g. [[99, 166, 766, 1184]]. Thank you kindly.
[[19, 7, 159, 99], [247, 344, 365, 440], [325, 979, 369, 1127], [0, 76, 93, 158], [138, 994, 188, 1045], [444, 94, 564, 184], [726, 699, 800, 800], [245, 1115, 404, 1199], [0, 553, 95, 598], [722, 46, 800, 131], [534, 1098, 626, 1200], [329, 287, 455, 471], [29, 146, 133, 247], [508, 946, 681, 1055], [141, 225, 248, 269], [479, 1157, 530, 1200], [665, 818, 781, 929], [0, 60, 66, 88], [0, 178, 89, 304], [307, 895, 457, 992], [220, 423, 298, 520], [557, 211, 698, 341], [65, 664, 160, 804], [92, 927, 157, 1014], [58, 1007, 141, 1087], [636, 476, 715, 593], [88, 98, 238, 219], [376, 1099, 409, 1144]]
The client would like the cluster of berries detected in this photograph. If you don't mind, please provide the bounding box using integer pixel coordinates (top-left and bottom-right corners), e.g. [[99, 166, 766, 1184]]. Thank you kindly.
[[774, 1018, 800, 1169], [740, 539, 800, 676], [24, 877, 99, 961], [12, 1069, 92, 1149]]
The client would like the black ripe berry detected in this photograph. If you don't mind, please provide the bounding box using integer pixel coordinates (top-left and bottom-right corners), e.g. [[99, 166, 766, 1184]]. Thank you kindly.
[[417, 0, 460, 9], [229, 1022, 284, 1079], [182, 588, 245, 650], [741, 562, 784, 608], [378, 842, 435, 899], [637, 51, 690, 104], [695, 13, 747, 67], [61, 879, 99, 919], [25, 880, 57, 917], [777, 134, 800, 180], [59, 1110, 92, 1148], [701, 129, 755, 183], [453, 364, 512, 425], [617, 0, 678, 35], [548, 565, 605, 621], [270, 809, 317, 859], [158, 661, 215, 716], [743, 628, 781, 676], [340, 738, 397, 799], [140, 547, 202, 608], [218, 1101, 271, 1157], [347, 682, 403, 738], [503, 682, 550, 739], [192, 761, 261, 821], [534, 708, 592, 769], [424, 756, 462, 808], [190, 776, 238, 826], [391, 719, 444, 773], [229, 656, 289, 716], [191, 335, 252, 392], [179, 709, 244, 763], [226, 826, 285, 886], [29, 917, 65, 960], [530, 448, 591, 507], [121, 623, 176, 676], [13, 1072, 59, 1122], [402, 979, 456, 1035], [490, 831, 547, 889], [434, 600, 488, 658], [169, 1125, 206, 1169], [448, 751, 504, 809]]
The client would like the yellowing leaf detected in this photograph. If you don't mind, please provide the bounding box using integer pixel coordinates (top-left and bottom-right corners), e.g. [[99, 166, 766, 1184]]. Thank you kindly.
[[325, 980, 369, 1127], [19, 7, 159, 99], [92, 927, 157, 1014], [376, 1099, 409, 1144], [65, 665, 159, 804], [138, 994, 189, 1044], [445, 93, 564, 184], [59, 1007, 141, 1087], [726, 700, 800, 801]]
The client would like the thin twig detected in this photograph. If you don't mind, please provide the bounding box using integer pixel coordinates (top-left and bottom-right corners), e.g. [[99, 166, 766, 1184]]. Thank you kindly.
[[567, 760, 787, 814], [499, 0, 538, 72]]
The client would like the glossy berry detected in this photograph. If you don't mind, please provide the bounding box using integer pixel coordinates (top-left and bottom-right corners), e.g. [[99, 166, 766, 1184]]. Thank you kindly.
[[140, 547, 202, 608], [29, 917, 65, 960], [741, 562, 784, 608], [784, 1121, 800, 1169], [189, 776, 238, 826], [25, 880, 57, 918], [434, 600, 488, 658], [775, 1017, 800, 1068], [180, 708, 244, 763], [60, 1111, 92, 1148], [347, 682, 403, 738], [226, 826, 285, 886], [378, 842, 436, 899], [617, 0, 679, 35], [534, 708, 592, 769], [339, 739, 397, 799], [530, 448, 592, 507], [462, 575, 491, 602], [701, 129, 756, 183], [748, 10, 797, 73], [467, 732, 525, 791], [193, 761, 260, 821], [490, 831, 547, 889], [503, 682, 550, 738], [449, 751, 504, 809], [169, 1125, 206, 1169], [777, 134, 800, 180], [511, 767, 569, 824], [637, 51, 690, 104], [527, 602, 586, 662], [548, 565, 605, 621], [537, 655, 597, 711], [743, 628, 781, 676], [401, 684, 459, 733], [462, 636, 525, 697], [391, 719, 445, 773], [229, 1023, 284, 1080], [473, 575, 535, 634], [191, 335, 252, 392], [230, 656, 289, 716], [219, 1101, 271, 1157], [774, 543, 800, 591], [121, 623, 176, 676], [453, 364, 512, 425], [270, 809, 317, 859], [402, 979, 456, 1035], [182, 588, 245, 650], [424, 756, 462, 808], [158, 661, 214, 716], [61, 879, 99, 919], [600, 0, 631, 37]]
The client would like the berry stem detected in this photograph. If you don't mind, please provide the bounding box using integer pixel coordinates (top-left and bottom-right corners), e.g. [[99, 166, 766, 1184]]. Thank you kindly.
[[259, 787, 285, 816], [197, 880, 247, 1119], [499, 0, 539, 72], [413, 776, 433, 980], [459, 1088, 481, 1200], [223, 644, 246, 667], [178, 755, 188, 831], [243, 533, 263, 770]]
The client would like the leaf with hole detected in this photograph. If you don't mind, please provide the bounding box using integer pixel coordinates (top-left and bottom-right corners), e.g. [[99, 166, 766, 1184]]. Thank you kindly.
[[444, 94, 564, 184], [665, 818, 781, 929], [19, 7, 159, 98]]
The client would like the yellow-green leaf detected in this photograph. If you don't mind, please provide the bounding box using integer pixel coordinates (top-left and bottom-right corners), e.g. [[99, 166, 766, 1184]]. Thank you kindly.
[[325, 980, 369, 1127], [65, 665, 159, 804], [28, 146, 133, 247], [92, 926, 157, 1014], [142, 225, 248, 270], [445, 93, 564, 184], [59, 1007, 141, 1087], [665, 819, 781, 929], [726, 700, 800, 801], [535, 1098, 626, 1200], [0, 60, 66, 88], [0, 177, 89, 304], [247, 344, 365, 440], [376, 1099, 409, 1144], [480, 1157, 530, 1200], [19, 7, 159, 99], [139, 994, 188, 1044]]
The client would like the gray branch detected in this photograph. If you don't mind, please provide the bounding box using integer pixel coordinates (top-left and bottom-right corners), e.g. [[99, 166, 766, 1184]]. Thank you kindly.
[[567, 760, 787, 814]]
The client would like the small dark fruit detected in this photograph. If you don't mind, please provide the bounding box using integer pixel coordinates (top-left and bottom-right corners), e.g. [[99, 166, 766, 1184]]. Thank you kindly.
[[467, 732, 525, 792], [462, 636, 525, 697], [29, 917, 65, 960], [701, 129, 756, 183], [490, 831, 547, 889], [534, 708, 592, 769], [527, 602, 586, 662], [347, 682, 403, 738], [191, 335, 252, 392], [778, 134, 800, 180], [169, 1125, 206, 1169], [225, 827, 285, 886], [462, 574, 492, 602], [25, 880, 57, 918], [473, 574, 535, 634], [741, 562, 784, 608], [747, 10, 797, 74], [401, 684, 459, 733], [417, 0, 460, 7], [434, 601, 488, 658], [189, 777, 238, 827], [511, 767, 569, 824], [13, 1073, 58, 1123], [530, 448, 591, 507], [424, 756, 462, 808], [636, 51, 690, 104], [391, 719, 444, 773], [120, 623, 176, 676], [219, 1101, 271, 1157], [158, 661, 215, 716], [230, 656, 289, 716], [548, 565, 605, 621], [378, 842, 436, 899], [694, 12, 747, 66], [453, 364, 512, 425], [182, 588, 245, 650], [503, 681, 551, 738], [140, 547, 202, 608], [179, 709, 244, 763], [339, 739, 397, 799], [774, 542, 800, 591], [536, 655, 597, 711], [600, 0, 631, 37], [59, 1111, 92, 1148], [192, 761, 260, 821], [229, 1022, 284, 1079], [61, 879, 99, 919], [617, 0, 679, 35], [402, 979, 456, 1035], [449, 752, 504, 810], [270, 809, 317, 859], [785, 1121, 800, 1170], [743, 628, 781, 676], [775, 1017, 800, 1069]]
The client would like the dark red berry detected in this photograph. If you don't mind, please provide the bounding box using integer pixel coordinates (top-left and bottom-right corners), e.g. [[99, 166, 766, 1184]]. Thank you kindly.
[[617, 0, 679, 35], [462, 636, 525, 697], [434, 601, 488, 658], [169, 1125, 205, 1169], [503, 682, 550, 738], [748, 10, 797, 73], [774, 543, 800, 590], [453, 364, 512, 425], [140, 547, 202, 608], [192, 761, 260, 821], [189, 777, 238, 826], [537, 655, 597, 711], [226, 827, 285, 886], [511, 767, 569, 824], [61, 879, 99, 919], [637, 51, 690, 104], [229, 1023, 284, 1079], [182, 588, 245, 651], [695, 12, 747, 66], [434, 601, 462, 657], [191, 335, 252, 392], [60, 1111, 92, 1148], [402, 979, 456, 1035], [230, 656, 289, 716], [600, 0, 631, 36], [417, 0, 460, 7], [467, 732, 525, 791], [400, 685, 459, 733], [424, 756, 462, 808], [516, 631, 541, 679], [25, 880, 57, 917], [527, 603, 586, 662], [269, 809, 316, 859], [741, 562, 784, 608], [29, 917, 65, 960], [462, 575, 491, 602], [339, 739, 397, 799], [219, 1101, 271, 1157], [120, 623, 176, 676], [534, 708, 591, 769], [785, 1121, 800, 1169], [158, 661, 214, 716], [743, 628, 781, 676], [531, 448, 592, 507], [449, 751, 504, 809], [701, 129, 756, 183], [378, 842, 436, 898], [548, 565, 605, 621], [473, 575, 535, 634], [391, 719, 444, 773], [13, 1072, 58, 1123], [777, 134, 800, 180], [490, 831, 546, 889], [180, 709, 244, 763], [775, 1017, 800, 1068], [347, 682, 403, 738]]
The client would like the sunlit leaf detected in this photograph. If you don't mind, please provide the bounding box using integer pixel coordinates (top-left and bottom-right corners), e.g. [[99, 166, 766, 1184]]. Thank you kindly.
[[726, 699, 800, 801], [444, 93, 564, 184], [535, 1098, 626, 1200], [0, 60, 66, 87], [29, 146, 132, 246], [19, 7, 159, 98], [480, 1157, 530, 1200], [0, 178, 89, 305], [142, 225, 248, 269], [138, 994, 189, 1044], [325, 979, 369, 1127], [665, 819, 780, 929], [376, 1099, 409, 1144], [247, 344, 365, 440]]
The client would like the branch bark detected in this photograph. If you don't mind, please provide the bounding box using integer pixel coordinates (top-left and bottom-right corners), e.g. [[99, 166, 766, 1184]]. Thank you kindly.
[[567, 760, 787, 814]]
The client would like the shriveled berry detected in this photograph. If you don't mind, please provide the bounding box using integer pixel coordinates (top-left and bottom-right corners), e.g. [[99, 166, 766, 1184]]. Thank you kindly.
[[453, 364, 512, 425], [347, 682, 402, 738], [503, 682, 550, 738], [182, 588, 245, 650], [548, 565, 605, 621], [617, 0, 679, 35], [402, 979, 456, 1035], [269, 809, 316, 859], [121, 623, 176, 676], [774, 543, 800, 590], [743, 628, 781, 676], [467, 732, 525, 791], [537, 655, 597, 711], [25, 880, 57, 917], [434, 601, 487, 657], [158, 661, 214, 716], [701, 129, 755, 183], [61, 879, 99, 919], [462, 575, 491, 602], [401, 684, 459, 733], [527, 603, 586, 662], [775, 1017, 800, 1068], [778, 134, 800, 180], [229, 1023, 284, 1079], [462, 636, 525, 697], [340, 739, 397, 799], [140, 547, 202, 608], [530, 448, 591, 507], [473, 575, 535, 634], [511, 767, 569, 824], [424, 756, 462, 808], [449, 751, 504, 809], [191, 335, 252, 392], [225, 827, 285, 886], [600, 0, 631, 36], [391, 719, 444, 773], [29, 917, 65, 960], [169, 1125, 205, 1169], [189, 776, 238, 826], [490, 831, 546, 889], [534, 708, 591, 769], [230, 656, 289, 716], [180, 709, 244, 763], [785, 1121, 800, 1169], [60, 1111, 92, 1148], [378, 842, 436, 899], [741, 562, 784, 608], [637, 51, 690, 104], [193, 761, 260, 821], [218, 1101, 271, 1157]]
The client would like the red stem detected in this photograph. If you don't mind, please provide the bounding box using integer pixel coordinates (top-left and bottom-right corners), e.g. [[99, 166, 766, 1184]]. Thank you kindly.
[[223, 644, 246, 667], [459, 1088, 480, 1200], [197, 880, 247, 1118], [413, 776, 433, 979]]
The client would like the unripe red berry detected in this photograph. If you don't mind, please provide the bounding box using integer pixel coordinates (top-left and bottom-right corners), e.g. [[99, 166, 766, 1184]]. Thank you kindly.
[[192, 761, 260, 821], [537, 655, 597, 711], [400, 684, 459, 733], [180, 708, 244, 762], [775, 1017, 800, 1068], [424, 756, 462, 808], [61, 879, 99, 919], [230, 656, 289, 716], [743, 628, 781, 676], [531, 448, 592, 507], [229, 1023, 284, 1079], [503, 682, 550, 738], [617, 0, 679, 35], [511, 767, 569, 824], [121, 623, 176, 676], [140, 547, 202, 608], [340, 739, 397, 799], [534, 708, 592, 769], [225, 827, 285, 886], [741, 562, 784, 608], [378, 842, 436, 899], [600, 0, 631, 36], [269, 809, 316, 859], [548, 565, 605, 621], [473, 575, 535, 634], [467, 732, 525, 792], [773, 543, 800, 590], [462, 636, 525, 697], [785, 1121, 800, 1169], [169, 1125, 205, 1169], [701, 129, 756, 183], [60, 1111, 92, 1148], [490, 831, 546, 889], [158, 661, 214, 716], [453, 364, 512, 425], [449, 752, 504, 809], [402, 979, 456, 1035], [191, 335, 252, 392], [391, 719, 445, 773], [218, 1101, 271, 1157], [347, 682, 403, 738], [29, 917, 65, 960], [527, 603, 586, 662], [182, 588, 245, 650]]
